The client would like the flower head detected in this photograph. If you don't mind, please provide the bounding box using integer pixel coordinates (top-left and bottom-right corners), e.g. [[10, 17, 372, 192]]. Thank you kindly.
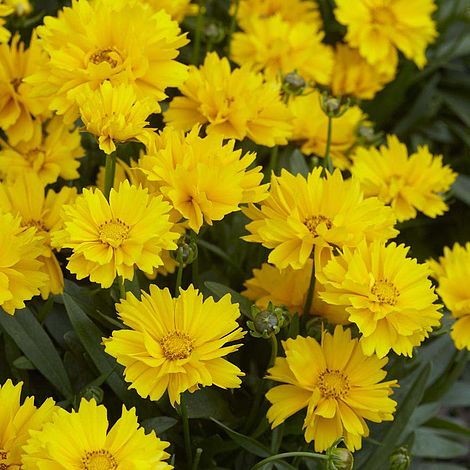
[[104, 284, 245, 405], [351, 135, 457, 222], [141, 0, 197, 21], [165, 52, 292, 147], [244, 168, 398, 270], [335, 0, 437, 74], [318, 240, 442, 357], [266, 326, 397, 452], [22, 398, 172, 469], [0, 4, 13, 43], [52, 181, 178, 288], [0, 380, 55, 469]]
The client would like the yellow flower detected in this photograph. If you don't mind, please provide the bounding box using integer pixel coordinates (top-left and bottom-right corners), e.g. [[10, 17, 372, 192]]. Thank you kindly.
[[318, 240, 442, 357], [0, 4, 13, 43], [165, 52, 292, 147], [289, 90, 366, 169], [52, 180, 179, 288], [140, 126, 268, 232], [243, 168, 398, 270], [27, 0, 188, 123], [351, 135, 457, 222], [0, 116, 83, 185], [104, 284, 245, 406], [430, 243, 470, 351], [231, 15, 333, 85], [266, 326, 397, 452], [141, 0, 197, 21], [0, 212, 47, 314], [0, 380, 55, 469], [76, 81, 158, 154], [22, 398, 172, 469], [330, 44, 396, 100], [335, 0, 437, 74], [0, 34, 49, 145], [0, 173, 76, 299]]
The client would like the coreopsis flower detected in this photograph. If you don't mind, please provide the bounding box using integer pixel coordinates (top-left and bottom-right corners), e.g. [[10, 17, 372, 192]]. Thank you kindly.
[[140, 126, 268, 232], [0, 380, 55, 469], [0, 4, 12, 43], [0, 117, 83, 185], [289, 90, 366, 169], [318, 240, 442, 357], [22, 398, 172, 469], [330, 44, 396, 100], [243, 168, 398, 270], [0, 212, 47, 314], [266, 326, 398, 452], [430, 243, 470, 350], [52, 181, 179, 288], [0, 173, 76, 299], [351, 135, 457, 222], [104, 285, 245, 405], [76, 81, 158, 154], [27, 0, 188, 123], [231, 15, 333, 85], [142, 0, 197, 21], [335, 0, 437, 74], [165, 52, 292, 147], [0, 34, 49, 145]]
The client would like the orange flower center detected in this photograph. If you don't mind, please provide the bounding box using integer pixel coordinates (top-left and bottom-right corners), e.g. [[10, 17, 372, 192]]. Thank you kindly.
[[304, 215, 332, 237], [98, 219, 130, 247], [81, 449, 117, 470], [371, 6, 395, 25], [0, 450, 8, 470], [371, 279, 399, 306], [89, 48, 123, 68], [160, 331, 194, 360], [317, 369, 350, 399]]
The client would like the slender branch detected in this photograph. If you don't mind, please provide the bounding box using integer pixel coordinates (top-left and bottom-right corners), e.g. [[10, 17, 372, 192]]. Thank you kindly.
[[302, 259, 316, 316], [269, 333, 278, 369], [191, 448, 203, 470], [180, 393, 193, 467], [103, 152, 117, 200], [250, 451, 328, 470], [175, 258, 184, 296], [267, 145, 279, 179], [118, 276, 126, 300], [323, 115, 334, 174]]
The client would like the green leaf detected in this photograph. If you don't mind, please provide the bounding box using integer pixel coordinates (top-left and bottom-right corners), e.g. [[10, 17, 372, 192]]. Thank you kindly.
[[426, 417, 470, 439], [12, 356, 35, 370], [141, 417, 178, 435], [452, 175, 470, 206], [0, 308, 73, 398], [185, 388, 234, 420], [443, 380, 470, 407], [287, 149, 310, 177], [205, 281, 253, 319], [413, 427, 469, 459]]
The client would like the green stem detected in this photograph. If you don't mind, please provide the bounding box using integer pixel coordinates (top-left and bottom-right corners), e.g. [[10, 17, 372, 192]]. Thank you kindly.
[[191, 0, 204, 65], [191, 448, 202, 470], [175, 259, 184, 296], [267, 146, 279, 179], [303, 259, 316, 316], [118, 276, 126, 300], [269, 333, 278, 369], [180, 394, 193, 467], [227, 0, 240, 56], [270, 424, 284, 453], [250, 452, 328, 470], [323, 115, 333, 174], [103, 152, 117, 200]]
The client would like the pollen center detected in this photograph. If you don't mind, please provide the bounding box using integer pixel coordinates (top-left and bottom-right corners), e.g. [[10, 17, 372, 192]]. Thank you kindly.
[[304, 215, 332, 237], [25, 219, 48, 232], [371, 7, 395, 25], [98, 219, 130, 247], [371, 279, 399, 306], [0, 449, 8, 470], [317, 369, 350, 399], [89, 48, 123, 68], [160, 331, 194, 360], [81, 449, 117, 470]]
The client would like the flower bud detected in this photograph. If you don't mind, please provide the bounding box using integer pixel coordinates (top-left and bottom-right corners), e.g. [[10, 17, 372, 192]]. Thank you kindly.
[[356, 123, 382, 147], [326, 447, 354, 470], [80, 385, 104, 405], [204, 20, 225, 44], [171, 234, 198, 267], [389, 446, 411, 470], [247, 303, 289, 338], [320, 91, 351, 118], [282, 71, 307, 98]]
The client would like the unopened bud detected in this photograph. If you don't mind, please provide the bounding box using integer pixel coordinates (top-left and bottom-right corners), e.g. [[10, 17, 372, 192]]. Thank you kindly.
[[327, 447, 354, 470], [171, 234, 198, 267], [80, 385, 104, 405], [320, 92, 351, 118], [204, 20, 225, 44], [356, 123, 382, 147], [282, 71, 307, 98], [389, 446, 411, 470], [247, 303, 289, 338]]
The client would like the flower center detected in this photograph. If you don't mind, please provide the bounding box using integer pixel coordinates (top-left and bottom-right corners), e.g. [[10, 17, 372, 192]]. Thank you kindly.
[[317, 369, 350, 399], [81, 449, 117, 470], [88, 48, 123, 68], [371, 279, 399, 306], [160, 331, 194, 360], [98, 219, 130, 247], [25, 219, 48, 232], [0, 449, 7, 469], [304, 215, 332, 237], [371, 6, 395, 25]]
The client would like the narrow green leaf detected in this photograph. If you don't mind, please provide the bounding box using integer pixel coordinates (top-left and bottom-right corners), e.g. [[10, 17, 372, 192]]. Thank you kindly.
[[452, 175, 470, 206], [426, 417, 470, 439], [287, 149, 310, 177], [185, 388, 234, 420], [141, 417, 178, 435], [205, 281, 253, 318], [0, 308, 73, 398], [413, 427, 468, 459]]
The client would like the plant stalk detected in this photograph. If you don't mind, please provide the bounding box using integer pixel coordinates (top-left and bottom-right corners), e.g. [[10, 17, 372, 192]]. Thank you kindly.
[[323, 115, 334, 174], [250, 451, 328, 470], [103, 152, 117, 200], [303, 259, 316, 316]]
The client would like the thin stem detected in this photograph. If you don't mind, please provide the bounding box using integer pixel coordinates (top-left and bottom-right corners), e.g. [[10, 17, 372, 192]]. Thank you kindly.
[[270, 424, 284, 453], [227, 0, 240, 56], [103, 152, 117, 200], [180, 393, 193, 467], [175, 259, 184, 296], [323, 115, 334, 174], [303, 259, 316, 316], [118, 276, 126, 300], [250, 452, 328, 470], [269, 333, 278, 369], [191, 0, 204, 65], [191, 448, 203, 470], [267, 146, 279, 179]]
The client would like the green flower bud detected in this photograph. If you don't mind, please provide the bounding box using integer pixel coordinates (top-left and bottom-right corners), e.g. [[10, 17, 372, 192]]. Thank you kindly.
[[389, 446, 411, 470], [282, 71, 307, 98], [248, 303, 289, 338], [356, 123, 383, 147], [204, 20, 225, 44], [171, 234, 198, 267], [80, 385, 104, 405], [326, 447, 354, 470], [320, 91, 351, 118]]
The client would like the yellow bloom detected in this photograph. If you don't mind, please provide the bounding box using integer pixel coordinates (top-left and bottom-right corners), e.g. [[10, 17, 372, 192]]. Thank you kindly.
[[76, 81, 158, 154], [289, 90, 366, 169], [52, 181, 179, 288], [351, 135, 457, 222], [140, 126, 268, 232], [231, 15, 333, 85], [0, 4, 13, 43], [22, 398, 172, 469], [0, 116, 83, 185], [27, 0, 188, 123], [165, 52, 292, 147], [142, 0, 197, 21], [431, 243, 470, 350], [243, 168, 398, 270], [335, 0, 437, 74], [0, 173, 76, 299], [330, 44, 396, 100], [104, 284, 245, 406], [0, 380, 55, 469], [0, 212, 47, 314], [318, 240, 442, 358], [0, 34, 49, 145], [266, 326, 397, 452]]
